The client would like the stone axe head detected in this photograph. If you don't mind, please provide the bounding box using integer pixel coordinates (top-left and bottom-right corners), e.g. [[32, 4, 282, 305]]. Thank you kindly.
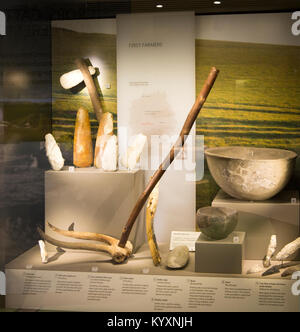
[[60, 66, 96, 90]]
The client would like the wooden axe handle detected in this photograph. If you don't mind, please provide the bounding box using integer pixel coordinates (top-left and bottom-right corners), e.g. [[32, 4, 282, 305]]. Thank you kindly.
[[75, 58, 103, 123], [118, 67, 219, 248]]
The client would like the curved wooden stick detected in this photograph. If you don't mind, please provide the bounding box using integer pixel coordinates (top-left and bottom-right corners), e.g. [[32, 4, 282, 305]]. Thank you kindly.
[[118, 67, 219, 248], [75, 58, 103, 123]]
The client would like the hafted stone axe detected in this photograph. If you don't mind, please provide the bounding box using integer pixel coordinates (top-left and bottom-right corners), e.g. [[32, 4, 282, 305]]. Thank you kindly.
[[60, 58, 103, 123]]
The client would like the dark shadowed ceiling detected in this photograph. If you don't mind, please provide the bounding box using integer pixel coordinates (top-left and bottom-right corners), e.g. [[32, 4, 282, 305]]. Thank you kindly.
[[0, 0, 299, 19]]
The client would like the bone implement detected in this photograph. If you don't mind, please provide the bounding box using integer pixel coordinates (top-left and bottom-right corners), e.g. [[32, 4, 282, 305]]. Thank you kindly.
[[263, 235, 277, 268], [94, 112, 114, 169], [38, 240, 48, 264], [45, 133, 64, 171], [167, 245, 189, 269], [121, 134, 147, 170], [73, 107, 93, 168], [60, 66, 96, 90], [275, 237, 300, 261], [281, 264, 300, 277], [101, 135, 118, 171], [146, 182, 161, 266]]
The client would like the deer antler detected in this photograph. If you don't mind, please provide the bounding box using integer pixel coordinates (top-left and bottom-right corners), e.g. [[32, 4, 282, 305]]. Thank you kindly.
[[38, 222, 133, 263]]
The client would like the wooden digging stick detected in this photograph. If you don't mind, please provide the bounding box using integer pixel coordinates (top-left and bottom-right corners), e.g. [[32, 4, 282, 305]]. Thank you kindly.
[[118, 67, 219, 248], [75, 58, 103, 123]]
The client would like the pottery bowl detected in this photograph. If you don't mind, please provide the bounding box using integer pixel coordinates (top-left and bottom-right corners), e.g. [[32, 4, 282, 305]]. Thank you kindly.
[[205, 146, 297, 201], [196, 206, 238, 240]]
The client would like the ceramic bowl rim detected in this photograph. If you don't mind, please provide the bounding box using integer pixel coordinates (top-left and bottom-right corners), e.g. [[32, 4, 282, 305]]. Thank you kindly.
[[196, 206, 237, 216], [204, 146, 298, 162]]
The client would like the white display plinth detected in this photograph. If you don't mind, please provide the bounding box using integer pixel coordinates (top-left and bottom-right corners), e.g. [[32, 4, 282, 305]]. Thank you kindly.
[[5, 245, 300, 312], [45, 168, 145, 252], [212, 190, 300, 260]]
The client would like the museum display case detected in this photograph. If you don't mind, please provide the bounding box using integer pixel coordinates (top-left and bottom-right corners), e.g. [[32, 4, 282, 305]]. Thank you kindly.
[[0, 0, 300, 312]]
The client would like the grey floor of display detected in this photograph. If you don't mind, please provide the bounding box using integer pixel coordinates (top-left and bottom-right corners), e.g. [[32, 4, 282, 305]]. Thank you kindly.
[[6, 243, 297, 280]]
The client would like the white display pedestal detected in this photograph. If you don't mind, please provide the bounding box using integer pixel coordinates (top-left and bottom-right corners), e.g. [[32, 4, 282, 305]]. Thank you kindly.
[[45, 168, 146, 252], [212, 190, 300, 260], [5, 245, 300, 312]]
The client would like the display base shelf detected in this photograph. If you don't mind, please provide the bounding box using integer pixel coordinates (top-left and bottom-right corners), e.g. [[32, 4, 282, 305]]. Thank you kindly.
[[5, 245, 300, 312]]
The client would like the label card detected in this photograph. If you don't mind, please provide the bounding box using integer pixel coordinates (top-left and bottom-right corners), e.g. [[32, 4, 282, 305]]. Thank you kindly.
[[170, 231, 201, 251]]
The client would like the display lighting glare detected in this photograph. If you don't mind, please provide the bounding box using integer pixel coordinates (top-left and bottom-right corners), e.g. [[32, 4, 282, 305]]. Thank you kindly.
[[8, 71, 29, 87], [156, 4, 163, 8], [214, 1, 221, 4]]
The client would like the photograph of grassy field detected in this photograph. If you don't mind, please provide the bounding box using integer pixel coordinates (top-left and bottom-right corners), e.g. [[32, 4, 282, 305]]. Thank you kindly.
[[196, 39, 300, 208], [52, 26, 300, 209]]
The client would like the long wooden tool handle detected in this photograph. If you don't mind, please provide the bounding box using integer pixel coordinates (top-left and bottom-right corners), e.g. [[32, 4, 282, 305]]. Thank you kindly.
[[118, 67, 219, 248], [75, 58, 103, 123]]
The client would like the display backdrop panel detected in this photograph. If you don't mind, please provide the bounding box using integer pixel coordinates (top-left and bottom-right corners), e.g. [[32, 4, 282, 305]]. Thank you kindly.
[[51, 12, 300, 211], [195, 12, 300, 208], [117, 12, 196, 242]]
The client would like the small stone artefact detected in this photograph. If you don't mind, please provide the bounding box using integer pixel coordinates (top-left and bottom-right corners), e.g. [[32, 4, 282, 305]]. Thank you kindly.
[[73, 107, 93, 168], [262, 261, 300, 277], [101, 135, 118, 171], [167, 245, 189, 269], [60, 66, 96, 90], [121, 133, 147, 170], [263, 235, 277, 268], [94, 112, 114, 169], [38, 240, 48, 264], [45, 133, 64, 171]]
